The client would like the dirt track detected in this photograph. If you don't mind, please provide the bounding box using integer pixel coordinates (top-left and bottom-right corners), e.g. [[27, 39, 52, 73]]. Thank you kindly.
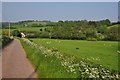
[[1, 39, 38, 78]]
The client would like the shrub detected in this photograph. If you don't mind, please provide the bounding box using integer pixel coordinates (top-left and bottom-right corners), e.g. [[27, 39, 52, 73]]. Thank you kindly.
[[26, 32, 40, 38], [12, 30, 21, 37], [39, 31, 49, 38], [96, 33, 105, 40], [2, 36, 13, 48], [87, 38, 97, 41]]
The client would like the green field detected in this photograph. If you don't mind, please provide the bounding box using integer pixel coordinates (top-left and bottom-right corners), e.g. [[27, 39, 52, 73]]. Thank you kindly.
[[30, 38, 118, 71], [2, 27, 46, 36], [2, 27, 45, 32], [2, 20, 119, 78]]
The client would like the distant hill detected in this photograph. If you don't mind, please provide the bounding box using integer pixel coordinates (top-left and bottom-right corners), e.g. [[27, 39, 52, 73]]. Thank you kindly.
[[1, 19, 120, 29]]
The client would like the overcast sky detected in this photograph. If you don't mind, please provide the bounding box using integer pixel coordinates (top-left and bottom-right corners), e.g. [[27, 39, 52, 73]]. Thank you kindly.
[[2, 2, 118, 22]]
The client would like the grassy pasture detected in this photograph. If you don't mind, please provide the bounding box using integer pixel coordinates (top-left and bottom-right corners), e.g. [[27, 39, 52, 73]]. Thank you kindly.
[[2, 27, 45, 32], [30, 38, 118, 71], [16, 27, 45, 32], [1, 27, 47, 36]]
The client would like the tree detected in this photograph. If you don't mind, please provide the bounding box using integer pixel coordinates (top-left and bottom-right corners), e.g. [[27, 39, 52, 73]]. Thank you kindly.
[[100, 19, 111, 26], [88, 21, 97, 27], [104, 19, 111, 26], [106, 26, 120, 41], [2, 22, 9, 29], [97, 25, 107, 34], [85, 28, 97, 38]]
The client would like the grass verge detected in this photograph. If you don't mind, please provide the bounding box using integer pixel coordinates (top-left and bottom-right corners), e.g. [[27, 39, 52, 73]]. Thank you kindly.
[[20, 38, 78, 78]]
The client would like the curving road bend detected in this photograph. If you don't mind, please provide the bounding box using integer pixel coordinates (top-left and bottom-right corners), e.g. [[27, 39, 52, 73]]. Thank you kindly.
[[1, 39, 38, 79]]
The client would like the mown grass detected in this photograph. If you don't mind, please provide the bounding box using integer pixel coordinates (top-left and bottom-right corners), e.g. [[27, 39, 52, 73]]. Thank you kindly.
[[20, 38, 79, 78], [30, 38, 118, 71]]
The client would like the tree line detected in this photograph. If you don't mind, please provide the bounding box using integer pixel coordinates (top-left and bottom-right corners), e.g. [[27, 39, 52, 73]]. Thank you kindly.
[[25, 19, 119, 41], [6, 19, 120, 41]]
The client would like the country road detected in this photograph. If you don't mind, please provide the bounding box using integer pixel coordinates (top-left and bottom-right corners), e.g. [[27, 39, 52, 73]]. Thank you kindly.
[[0, 38, 38, 79]]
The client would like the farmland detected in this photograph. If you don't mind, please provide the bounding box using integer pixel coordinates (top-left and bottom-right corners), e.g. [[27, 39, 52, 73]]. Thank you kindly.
[[20, 38, 119, 78], [2, 27, 44, 33], [2, 20, 119, 78], [30, 38, 118, 71], [2, 1, 120, 79], [2, 27, 46, 37]]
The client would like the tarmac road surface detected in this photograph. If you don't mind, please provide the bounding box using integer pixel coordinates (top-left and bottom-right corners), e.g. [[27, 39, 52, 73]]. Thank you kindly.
[[1, 39, 38, 79]]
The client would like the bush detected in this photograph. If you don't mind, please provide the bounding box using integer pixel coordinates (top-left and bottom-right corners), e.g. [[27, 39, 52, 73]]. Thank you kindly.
[[87, 38, 97, 41], [96, 33, 105, 40], [12, 30, 21, 37], [39, 31, 49, 38], [26, 32, 40, 38], [2, 36, 13, 48]]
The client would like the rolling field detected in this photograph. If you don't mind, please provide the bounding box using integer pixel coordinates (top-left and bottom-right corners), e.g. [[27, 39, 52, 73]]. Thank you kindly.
[[2, 27, 45, 32], [2, 27, 46, 36], [30, 38, 118, 71], [16, 27, 46, 32]]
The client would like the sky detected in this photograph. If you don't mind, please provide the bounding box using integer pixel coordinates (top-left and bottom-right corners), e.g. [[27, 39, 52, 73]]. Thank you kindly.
[[1, 0, 120, 2], [2, 2, 119, 22]]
